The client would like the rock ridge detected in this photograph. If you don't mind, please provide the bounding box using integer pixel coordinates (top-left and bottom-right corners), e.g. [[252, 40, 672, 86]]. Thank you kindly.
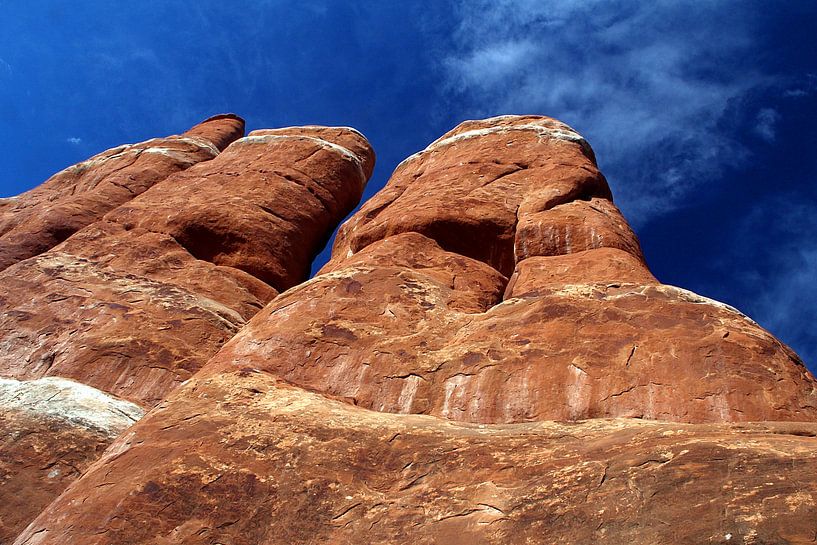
[[0, 117, 374, 543], [4, 114, 817, 545]]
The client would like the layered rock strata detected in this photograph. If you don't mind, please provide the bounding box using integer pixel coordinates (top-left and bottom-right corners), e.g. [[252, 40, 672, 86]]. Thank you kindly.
[[0, 120, 374, 543], [14, 116, 817, 544]]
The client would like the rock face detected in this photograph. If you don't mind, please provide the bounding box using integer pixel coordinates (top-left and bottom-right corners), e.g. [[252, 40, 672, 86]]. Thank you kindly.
[[0, 123, 374, 407], [6, 115, 817, 544], [218, 114, 817, 425], [16, 375, 817, 545], [0, 119, 374, 543], [0, 377, 143, 542], [0, 115, 244, 272]]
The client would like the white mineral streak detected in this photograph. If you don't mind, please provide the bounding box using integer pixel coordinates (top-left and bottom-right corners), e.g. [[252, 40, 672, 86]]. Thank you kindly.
[[263, 124, 368, 141], [532, 282, 756, 325], [396, 374, 421, 413], [174, 136, 221, 156], [566, 363, 590, 420], [441, 374, 471, 418], [0, 376, 145, 436], [656, 285, 755, 323], [396, 117, 590, 170], [62, 136, 218, 175], [233, 133, 368, 189]]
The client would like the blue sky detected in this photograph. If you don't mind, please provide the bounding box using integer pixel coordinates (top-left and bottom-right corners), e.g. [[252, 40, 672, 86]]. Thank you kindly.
[[1, 1, 815, 371]]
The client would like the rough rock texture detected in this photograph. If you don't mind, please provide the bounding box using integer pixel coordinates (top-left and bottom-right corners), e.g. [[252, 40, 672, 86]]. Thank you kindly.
[[0, 124, 374, 407], [213, 114, 815, 424], [0, 114, 244, 272], [7, 115, 817, 544], [15, 374, 817, 545], [0, 120, 374, 542], [0, 377, 143, 544]]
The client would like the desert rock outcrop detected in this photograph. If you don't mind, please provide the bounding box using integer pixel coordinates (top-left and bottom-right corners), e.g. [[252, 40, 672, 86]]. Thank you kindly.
[[0, 115, 244, 272], [6, 115, 817, 544], [0, 119, 374, 542], [17, 374, 817, 545], [0, 122, 373, 407], [216, 114, 817, 425]]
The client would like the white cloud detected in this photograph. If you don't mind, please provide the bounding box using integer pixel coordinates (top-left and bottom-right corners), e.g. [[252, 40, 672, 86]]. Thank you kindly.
[[731, 197, 817, 370], [753, 108, 780, 142], [752, 246, 817, 368], [66, 137, 82, 145], [442, 1, 774, 224], [783, 73, 817, 97]]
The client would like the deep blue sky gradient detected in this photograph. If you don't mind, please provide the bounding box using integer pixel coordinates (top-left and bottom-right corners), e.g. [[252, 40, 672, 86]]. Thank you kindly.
[[1, 1, 815, 371]]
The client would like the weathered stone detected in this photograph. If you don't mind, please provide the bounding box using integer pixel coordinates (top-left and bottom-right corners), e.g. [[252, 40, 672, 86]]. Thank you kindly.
[[0, 124, 374, 407], [238, 115, 816, 424], [6, 115, 817, 545], [15, 374, 817, 545], [0, 377, 143, 545], [327, 116, 612, 277], [0, 121, 374, 542], [0, 115, 244, 272]]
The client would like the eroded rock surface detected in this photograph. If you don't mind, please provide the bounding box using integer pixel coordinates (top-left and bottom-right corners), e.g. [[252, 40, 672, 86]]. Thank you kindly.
[[0, 124, 374, 407], [6, 115, 817, 544], [15, 374, 817, 545], [0, 120, 374, 542], [0, 377, 143, 544], [213, 114, 817, 424], [0, 115, 244, 272]]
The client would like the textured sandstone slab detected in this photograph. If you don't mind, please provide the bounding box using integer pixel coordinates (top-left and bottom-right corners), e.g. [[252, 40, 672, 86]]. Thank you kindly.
[[0, 123, 373, 542], [0, 377, 143, 543], [0, 125, 374, 407], [505, 247, 658, 297], [514, 197, 644, 262], [0, 115, 244, 272], [15, 373, 817, 545], [212, 244, 817, 423], [261, 115, 817, 423]]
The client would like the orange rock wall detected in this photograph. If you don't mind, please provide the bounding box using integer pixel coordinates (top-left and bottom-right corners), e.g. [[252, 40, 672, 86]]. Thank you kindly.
[[0, 118, 374, 543], [5, 115, 817, 545]]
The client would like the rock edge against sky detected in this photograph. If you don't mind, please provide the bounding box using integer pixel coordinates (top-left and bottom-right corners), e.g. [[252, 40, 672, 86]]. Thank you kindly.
[[1, 114, 816, 544]]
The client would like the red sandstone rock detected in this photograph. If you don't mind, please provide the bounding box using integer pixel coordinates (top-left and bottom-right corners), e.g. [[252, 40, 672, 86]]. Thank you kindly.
[[504, 247, 658, 297], [0, 121, 374, 541], [229, 114, 815, 424], [0, 115, 244, 272], [15, 374, 817, 545], [0, 377, 143, 545], [0, 124, 374, 407], [6, 115, 817, 544]]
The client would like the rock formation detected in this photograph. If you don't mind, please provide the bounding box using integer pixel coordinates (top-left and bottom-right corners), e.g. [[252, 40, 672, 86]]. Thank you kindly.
[[0, 115, 244, 272], [4, 115, 817, 544], [0, 119, 374, 542]]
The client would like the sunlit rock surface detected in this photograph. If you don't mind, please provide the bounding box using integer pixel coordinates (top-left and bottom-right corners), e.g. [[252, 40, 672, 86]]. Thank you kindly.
[[0, 118, 374, 543], [0, 115, 244, 272], [5, 115, 817, 544]]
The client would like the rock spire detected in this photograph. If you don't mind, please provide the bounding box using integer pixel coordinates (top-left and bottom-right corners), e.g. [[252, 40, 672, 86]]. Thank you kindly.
[[4, 115, 816, 545]]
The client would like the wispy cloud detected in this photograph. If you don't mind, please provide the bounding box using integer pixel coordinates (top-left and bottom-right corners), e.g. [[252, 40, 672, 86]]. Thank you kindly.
[[783, 73, 817, 97], [442, 1, 775, 224], [0, 57, 11, 80], [66, 137, 82, 145], [733, 197, 817, 369], [753, 108, 779, 142]]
